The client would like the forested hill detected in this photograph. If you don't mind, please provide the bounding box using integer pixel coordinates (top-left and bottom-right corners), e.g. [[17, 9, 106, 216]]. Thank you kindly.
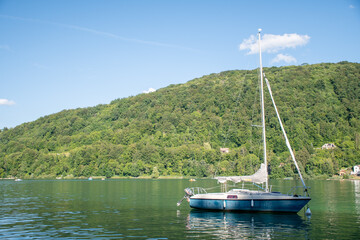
[[1, 62, 360, 179]]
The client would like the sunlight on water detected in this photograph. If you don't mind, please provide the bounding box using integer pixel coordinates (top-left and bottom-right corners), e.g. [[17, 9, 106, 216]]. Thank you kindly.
[[354, 180, 360, 222]]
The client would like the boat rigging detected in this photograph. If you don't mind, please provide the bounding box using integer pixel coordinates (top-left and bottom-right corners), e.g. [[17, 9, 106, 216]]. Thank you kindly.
[[177, 29, 311, 213]]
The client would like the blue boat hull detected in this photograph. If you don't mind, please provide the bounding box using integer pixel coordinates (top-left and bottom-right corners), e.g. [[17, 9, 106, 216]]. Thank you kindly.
[[190, 198, 310, 213]]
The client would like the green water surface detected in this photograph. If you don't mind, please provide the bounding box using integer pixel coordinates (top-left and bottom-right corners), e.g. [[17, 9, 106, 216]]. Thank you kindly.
[[0, 179, 359, 239]]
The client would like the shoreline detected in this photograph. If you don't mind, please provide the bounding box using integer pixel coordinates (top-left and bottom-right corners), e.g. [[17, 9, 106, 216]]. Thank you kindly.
[[1, 175, 360, 181]]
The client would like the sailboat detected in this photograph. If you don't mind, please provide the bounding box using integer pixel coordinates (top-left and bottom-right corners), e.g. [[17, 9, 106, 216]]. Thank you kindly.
[[178, 29, 311, 213]]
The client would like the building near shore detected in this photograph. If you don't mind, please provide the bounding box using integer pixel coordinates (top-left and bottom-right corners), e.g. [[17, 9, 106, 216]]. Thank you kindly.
[[321, 143, 336, 149]]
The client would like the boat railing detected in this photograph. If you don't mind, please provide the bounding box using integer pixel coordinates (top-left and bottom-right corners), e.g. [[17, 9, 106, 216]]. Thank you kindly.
[[220, 181, 271, 193], [189, 187, 208, 195]]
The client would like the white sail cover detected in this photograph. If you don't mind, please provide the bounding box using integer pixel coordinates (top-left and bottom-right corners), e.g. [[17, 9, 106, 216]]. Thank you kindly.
[[215, 163, 268, 184]]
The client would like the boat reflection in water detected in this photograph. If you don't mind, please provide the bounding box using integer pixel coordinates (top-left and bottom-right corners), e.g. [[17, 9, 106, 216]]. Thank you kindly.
[[186, 210, 310, 239]]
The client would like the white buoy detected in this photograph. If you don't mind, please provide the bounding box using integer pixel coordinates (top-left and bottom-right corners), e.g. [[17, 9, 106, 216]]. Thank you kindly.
[[305, 207, 312, 216]]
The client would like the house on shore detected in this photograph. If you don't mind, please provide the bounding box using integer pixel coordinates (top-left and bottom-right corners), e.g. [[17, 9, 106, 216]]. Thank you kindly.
[[321, 143, 336, 150], [339, 169, 348, 176], [351, 165, 360, 176], [220, 148, 229, 154]]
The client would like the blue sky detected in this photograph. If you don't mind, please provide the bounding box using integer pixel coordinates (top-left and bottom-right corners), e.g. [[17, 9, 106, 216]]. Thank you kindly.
[[1, 0, 359, 129]]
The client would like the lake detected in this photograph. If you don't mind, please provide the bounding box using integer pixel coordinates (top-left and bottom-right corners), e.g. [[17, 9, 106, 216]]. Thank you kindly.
[[0, 179, 359, 239]]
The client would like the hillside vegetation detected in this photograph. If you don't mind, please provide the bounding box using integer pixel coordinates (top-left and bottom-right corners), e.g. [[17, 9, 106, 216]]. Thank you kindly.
[[1, 62, 359, 179]]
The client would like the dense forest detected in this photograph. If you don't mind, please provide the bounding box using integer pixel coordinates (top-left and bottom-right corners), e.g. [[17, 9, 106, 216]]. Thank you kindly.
[[0, 62, 359, 179]]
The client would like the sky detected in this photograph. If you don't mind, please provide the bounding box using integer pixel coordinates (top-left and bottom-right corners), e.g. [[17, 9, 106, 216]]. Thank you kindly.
[[1, 0, 359, 129]]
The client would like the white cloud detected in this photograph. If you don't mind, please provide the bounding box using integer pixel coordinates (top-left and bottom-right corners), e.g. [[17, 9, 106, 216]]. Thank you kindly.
[[349, 5, 355, 8], [239, 33, 310, 54], [143, 88, 156, 94], [271, 54, 297, 64], [0, 99, 15, 106]]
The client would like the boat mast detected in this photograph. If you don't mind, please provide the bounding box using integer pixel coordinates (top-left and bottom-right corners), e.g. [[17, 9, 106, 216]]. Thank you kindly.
[[258, 29, 268, 192]]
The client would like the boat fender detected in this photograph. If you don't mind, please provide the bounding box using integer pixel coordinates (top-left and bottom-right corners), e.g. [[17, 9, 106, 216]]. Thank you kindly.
[[305, 207, 312, 216], [223, 200, 226, 209], [251, 199, 254, 207]]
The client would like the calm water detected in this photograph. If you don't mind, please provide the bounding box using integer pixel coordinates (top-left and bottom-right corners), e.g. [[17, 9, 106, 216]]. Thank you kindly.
[[0, 179, 359, 239]]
